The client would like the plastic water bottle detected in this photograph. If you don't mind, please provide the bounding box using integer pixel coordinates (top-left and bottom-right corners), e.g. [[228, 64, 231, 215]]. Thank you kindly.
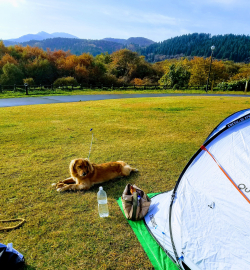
[[97, 186, 109, 217]]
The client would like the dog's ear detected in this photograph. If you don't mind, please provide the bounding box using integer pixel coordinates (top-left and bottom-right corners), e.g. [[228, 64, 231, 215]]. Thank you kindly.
[[70, 159, 78, 176], [84, 158, 94, 173]]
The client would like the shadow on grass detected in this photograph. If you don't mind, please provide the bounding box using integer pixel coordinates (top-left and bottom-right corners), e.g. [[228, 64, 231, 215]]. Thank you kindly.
[[61, 171, 140, 199], [21, 264, 36, 270], [96, 171, 140, 199]]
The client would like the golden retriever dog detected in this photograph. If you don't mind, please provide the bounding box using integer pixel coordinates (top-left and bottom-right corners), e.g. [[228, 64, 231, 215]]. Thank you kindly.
[[52, 158, 138, 192]]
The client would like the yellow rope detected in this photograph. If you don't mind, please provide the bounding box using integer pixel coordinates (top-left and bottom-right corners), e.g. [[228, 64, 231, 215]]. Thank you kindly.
[[0, 218, 25, 231]]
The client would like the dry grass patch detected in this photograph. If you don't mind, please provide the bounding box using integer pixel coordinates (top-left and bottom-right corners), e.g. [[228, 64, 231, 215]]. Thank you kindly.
[[0, 96, 249, 269]]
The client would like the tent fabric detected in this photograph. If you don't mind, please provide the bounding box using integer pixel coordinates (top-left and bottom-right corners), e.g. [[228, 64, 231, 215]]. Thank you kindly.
[[144, 192, 179, 262], [205, 108, 250, 143], [117, 194, 179, 270], [0, 243, 24, 270], [144, 109, 250, 270]]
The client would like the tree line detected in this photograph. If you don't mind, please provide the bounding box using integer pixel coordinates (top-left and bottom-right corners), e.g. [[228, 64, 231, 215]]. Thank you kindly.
[[0, 41, 250, 91], [0, 42, 164, 87], [158, 57, 250, 91], [141, 33, 250, 63]]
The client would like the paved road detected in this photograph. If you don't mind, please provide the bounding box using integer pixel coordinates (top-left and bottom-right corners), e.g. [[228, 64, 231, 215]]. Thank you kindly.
[[0, 93, 249, 107]]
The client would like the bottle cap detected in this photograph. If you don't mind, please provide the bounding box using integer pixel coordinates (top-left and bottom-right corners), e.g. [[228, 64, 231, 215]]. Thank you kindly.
[[99, 186, 103, 190]]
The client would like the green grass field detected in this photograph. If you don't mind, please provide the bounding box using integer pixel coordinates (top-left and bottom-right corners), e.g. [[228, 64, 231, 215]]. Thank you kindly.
[[1, 96, 250, 269]]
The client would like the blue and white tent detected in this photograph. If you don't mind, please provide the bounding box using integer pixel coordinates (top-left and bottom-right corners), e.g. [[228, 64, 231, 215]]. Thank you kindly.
[[145, 109, 250, 270]]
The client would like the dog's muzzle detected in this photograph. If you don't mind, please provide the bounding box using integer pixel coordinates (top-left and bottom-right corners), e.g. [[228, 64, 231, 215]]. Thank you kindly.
[[82, 172, 87, 177]]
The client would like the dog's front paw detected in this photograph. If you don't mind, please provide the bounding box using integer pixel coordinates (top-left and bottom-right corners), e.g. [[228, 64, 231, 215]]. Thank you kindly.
[[57, 187, 63, 192], [51, 183, 57, 187]]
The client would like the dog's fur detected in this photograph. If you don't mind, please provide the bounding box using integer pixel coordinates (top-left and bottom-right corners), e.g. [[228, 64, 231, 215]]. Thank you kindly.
[[52, 158, 138, 192]]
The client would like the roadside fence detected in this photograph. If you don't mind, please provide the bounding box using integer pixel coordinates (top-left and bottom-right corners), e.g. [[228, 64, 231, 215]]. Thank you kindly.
[[0, 83, 245, 95]]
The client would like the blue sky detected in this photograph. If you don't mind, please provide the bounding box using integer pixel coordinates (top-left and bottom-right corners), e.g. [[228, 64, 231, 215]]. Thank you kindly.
[[0, 0, 250, 42]]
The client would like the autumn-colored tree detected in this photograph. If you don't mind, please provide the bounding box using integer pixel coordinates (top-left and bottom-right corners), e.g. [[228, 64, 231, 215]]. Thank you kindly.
[[210, 60, 229, 84], [6, 45, 25, 62], [229, 63, 250, 81], [151, 62, 166, 80], [127, 56, 156, 81], [189, 57, 231, 87], [109, 49, 157, 83], [1, 42, 250, 88], [189, 57, 209, 87], [223, 61, 241, 79], [0, 41, 7, 58], [0, 53, 18, 69], [55, 55, 76, 77], [78, 54, 94, 67], [47, 49, 69, 64], [160, 59, 180, 74], [131, 78, 143, 85], [109, 49, 139, 80], [75, 65, 89, 84], [159, 63, 190, 88], [20, 45, 47, 62], [75, 54, 95, 83]]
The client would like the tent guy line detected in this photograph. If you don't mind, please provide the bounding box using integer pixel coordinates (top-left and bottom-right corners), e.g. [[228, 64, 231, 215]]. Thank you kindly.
[[201, 145, 250, 204]]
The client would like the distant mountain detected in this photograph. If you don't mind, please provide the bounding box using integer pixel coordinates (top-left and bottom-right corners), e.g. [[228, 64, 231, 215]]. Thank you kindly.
[[6, 38, 124, 56], [126, 37, 155, 47], [2, 36, 155, 57], [103, 37, 155, 47], [3, 33, 250, 63], [2, 40, 16, 46], [102, 38, 127, 44], [141, 33, 250, 63], [8, 31, 79, 43]]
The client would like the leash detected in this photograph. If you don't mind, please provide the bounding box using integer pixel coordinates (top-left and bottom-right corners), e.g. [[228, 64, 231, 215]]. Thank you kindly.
[[0, 218, 25, 231], [88, 128, 94, 160]]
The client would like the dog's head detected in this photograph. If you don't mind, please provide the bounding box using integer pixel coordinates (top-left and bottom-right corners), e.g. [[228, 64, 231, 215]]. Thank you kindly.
[[70, 158, 94, 178]]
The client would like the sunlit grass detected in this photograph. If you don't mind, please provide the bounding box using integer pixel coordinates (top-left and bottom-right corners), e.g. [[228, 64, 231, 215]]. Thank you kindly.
[[0, 96, 249, 269]]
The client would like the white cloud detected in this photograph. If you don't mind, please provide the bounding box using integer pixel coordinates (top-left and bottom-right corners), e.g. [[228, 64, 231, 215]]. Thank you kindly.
[[98, 6, 184, 26], [0, 0, 26, 7], [128, 12, 179, 26]]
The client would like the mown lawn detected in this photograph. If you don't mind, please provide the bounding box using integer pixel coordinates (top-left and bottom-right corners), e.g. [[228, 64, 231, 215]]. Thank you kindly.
[[0, 96, 250, 269]]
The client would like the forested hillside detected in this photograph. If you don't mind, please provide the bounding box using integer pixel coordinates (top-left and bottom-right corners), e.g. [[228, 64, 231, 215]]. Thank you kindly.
[[2, 37, 154, 57], [141, 33, 250, 63], [4, 33, 249, 63], [103, 37, 155, 47], [18, 38, 124, 56]]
